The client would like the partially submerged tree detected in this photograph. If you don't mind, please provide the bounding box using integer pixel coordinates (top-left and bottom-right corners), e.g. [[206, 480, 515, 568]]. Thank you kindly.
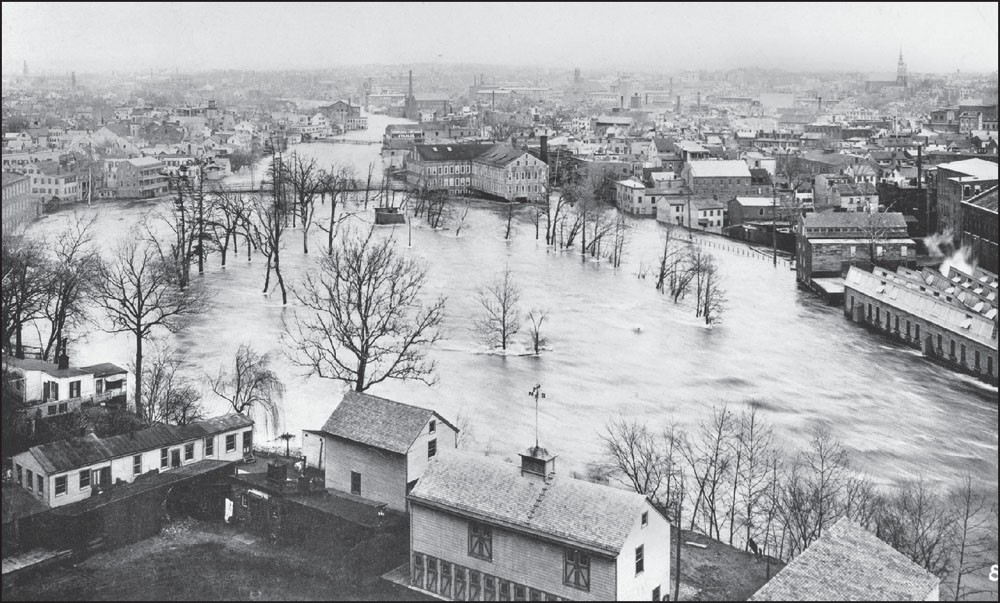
[[41, 214, 100, 361], [476, 266, 521, 351], [284, 227, 446, 392], [527, 307, 549, 354], [211, 343, 284, 436]]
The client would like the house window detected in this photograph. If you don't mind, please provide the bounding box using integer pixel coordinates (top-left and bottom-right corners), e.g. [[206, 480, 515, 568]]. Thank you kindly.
[[171, 449, 181, 468], [16, 465, 22, 486], [243, 431, 252, 454], [915, 324, 920, 340], [161, 448, 168, 468], [133, 454, 142, 475], [429, 419, 436, 434], [653, 586, 661, 601], [412, 553, 425, 588], [37, 474, 44, 496], [58, 402, 68, 413], [351, 471, 362, 496], [642, 511, 649, 527], [499, 580, 511, 601], [636, 545, 645, 575], [514, 584, 526, 601], [79, 469, 90, 489], [55, 475, 67, 496], [426, 556, 438, 593], [69, 380, 81, 398], [185, 442, 194, 461], [26, 469, 34, 492], [950, 340, 956, 358], [469, 521, 493, 561], [48, 405, 57, 416], [226, 434, 236, 452], [205, 436, 214, 456], [428, 439, 437, 459], [564, 548, 590, 591], [485, 576, 497, 601], [241, 493, 248, 508]]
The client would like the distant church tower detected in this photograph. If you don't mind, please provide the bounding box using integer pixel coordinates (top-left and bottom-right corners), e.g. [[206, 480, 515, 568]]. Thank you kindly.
[[896, 47, 908, 88]]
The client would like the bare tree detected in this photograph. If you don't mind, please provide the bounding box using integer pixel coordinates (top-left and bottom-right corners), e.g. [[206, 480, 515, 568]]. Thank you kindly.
[[476, 266, 521, 351], [606, 210, 630, 268], [455, 409, 475, 449], [211, 343, 284, 437], [600, 417, 666, 502], [209, 185, 249, 267], [454, 200, 471, 237], [284, 227, 446, 392], [1, 233, 50, 358], [96, 238, 208, 422], [317, 164, 357, 255], [878, 477, 956, 580], [286, 152, 324, 254], [731, 401, 776, 550], [41, 214, 100, 361], [682, 403, 736, 539], [700, 257, 726, 325], [503, 203, 515, 241], [137, 345, 204, 426], [655, 226, 694, 303], [527, 307, 549, 354], [252, 191, 288, 305], [158, 168, 213, 287], [948, 475, 996, 600]]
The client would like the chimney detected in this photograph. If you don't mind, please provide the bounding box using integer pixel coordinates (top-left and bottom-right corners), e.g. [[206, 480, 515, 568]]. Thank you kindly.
[[57, 351, 70, 370], [916, 144, 922, 189], [540, 135, 548, 164], [818, 96, 822, 113], [519, 446, 557, 480], [697, 91, 701, 107]]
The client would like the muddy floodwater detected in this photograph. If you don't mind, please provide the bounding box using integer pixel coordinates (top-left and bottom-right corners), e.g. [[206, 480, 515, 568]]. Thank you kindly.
[[27, 113, 998, 495]]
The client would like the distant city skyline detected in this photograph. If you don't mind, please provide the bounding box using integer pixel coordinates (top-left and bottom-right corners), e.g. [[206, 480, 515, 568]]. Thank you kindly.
[[2, 2, 998, 76]]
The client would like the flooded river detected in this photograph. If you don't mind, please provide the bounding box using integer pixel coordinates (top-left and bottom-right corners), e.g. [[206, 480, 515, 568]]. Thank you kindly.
[[27, 114, 998, 493]]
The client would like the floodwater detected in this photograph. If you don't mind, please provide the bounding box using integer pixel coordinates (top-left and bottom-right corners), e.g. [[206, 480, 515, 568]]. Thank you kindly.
[[28, 114, 998, 494]]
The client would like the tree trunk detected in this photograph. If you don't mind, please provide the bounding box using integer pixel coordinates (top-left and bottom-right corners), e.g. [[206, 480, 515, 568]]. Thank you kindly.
[[134, 333, 144, 423]]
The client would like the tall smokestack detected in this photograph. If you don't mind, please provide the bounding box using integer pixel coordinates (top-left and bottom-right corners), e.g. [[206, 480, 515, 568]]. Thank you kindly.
[[917, 144, 922, 189], [697, 91, 701, 107], [669, 77, 673, 97], [676, 95, 681, 114], [540, 135, 548, 164], [408, 70, 413, 97], [818, 96, 822, 112]]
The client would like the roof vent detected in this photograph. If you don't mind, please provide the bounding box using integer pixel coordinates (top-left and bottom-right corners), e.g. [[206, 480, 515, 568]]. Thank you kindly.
[[519, 446, 557, 480]]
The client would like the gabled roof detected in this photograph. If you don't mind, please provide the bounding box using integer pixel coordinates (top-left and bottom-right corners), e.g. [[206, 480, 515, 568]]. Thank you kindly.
[[688, 160, 751, 178], [802, 211, 908, 232], [936, 158, 998, 180], [751, 517, 939, 601], [23, 414, 253, 475], [409, 451, 652, 556], [413, 143, 491, 162], [319, 391, 455, 455], [78, 362, 128, 378], [474, 144, 530, 168]]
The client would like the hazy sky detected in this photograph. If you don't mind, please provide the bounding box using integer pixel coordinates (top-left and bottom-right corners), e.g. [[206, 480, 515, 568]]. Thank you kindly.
[[3, 2, 998, 75]]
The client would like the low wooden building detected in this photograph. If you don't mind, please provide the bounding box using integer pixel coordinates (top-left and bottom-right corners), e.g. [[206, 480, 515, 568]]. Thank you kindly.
[[407, 448, 671, 601], [305, 391, 458, 513], [11, 414, 253, 508]]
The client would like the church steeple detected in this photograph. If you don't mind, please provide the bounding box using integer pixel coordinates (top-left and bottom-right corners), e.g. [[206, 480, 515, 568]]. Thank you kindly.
[[896, 46, 908, 88]]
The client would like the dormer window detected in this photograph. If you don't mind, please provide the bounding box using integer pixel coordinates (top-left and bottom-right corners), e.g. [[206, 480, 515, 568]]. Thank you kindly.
[[429, 419, 436, 434]]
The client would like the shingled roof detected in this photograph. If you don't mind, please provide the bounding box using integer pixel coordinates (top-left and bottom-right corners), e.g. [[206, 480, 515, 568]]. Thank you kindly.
[[751, 517, 939, 601], [408, 451, 652, 556], [319, 391, 455, 455], [26, 414, 253, 475]]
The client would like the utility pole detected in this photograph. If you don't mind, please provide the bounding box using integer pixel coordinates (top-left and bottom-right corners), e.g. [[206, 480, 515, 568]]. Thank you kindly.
[[772, 183, 778, 267], [527, 384, 545, 450]]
